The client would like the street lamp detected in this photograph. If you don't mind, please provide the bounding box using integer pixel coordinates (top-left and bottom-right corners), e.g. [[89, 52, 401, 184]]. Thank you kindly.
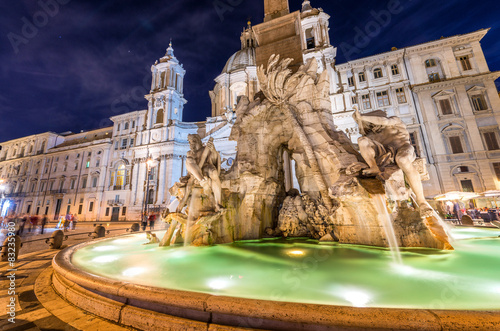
[[142, 157, 154, 227]]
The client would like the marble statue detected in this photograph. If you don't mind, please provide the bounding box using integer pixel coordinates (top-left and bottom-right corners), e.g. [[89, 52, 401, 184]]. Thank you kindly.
[[351, 108, 453, 250], [160, 134, 225, 246], [144, 231, 160, 245], [178, 134, 222, 212], [352, 109, 431, 214]]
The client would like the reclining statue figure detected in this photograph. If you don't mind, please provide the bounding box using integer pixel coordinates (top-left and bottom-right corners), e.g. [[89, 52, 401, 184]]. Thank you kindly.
[[352, 109, 432, 214]]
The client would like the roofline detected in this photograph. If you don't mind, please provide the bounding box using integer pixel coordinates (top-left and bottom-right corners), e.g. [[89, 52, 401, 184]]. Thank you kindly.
[[336, 28, 490, 69]]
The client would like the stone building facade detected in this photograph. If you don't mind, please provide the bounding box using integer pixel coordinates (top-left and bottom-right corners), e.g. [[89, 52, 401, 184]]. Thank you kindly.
[[1, 0, 499, 220]]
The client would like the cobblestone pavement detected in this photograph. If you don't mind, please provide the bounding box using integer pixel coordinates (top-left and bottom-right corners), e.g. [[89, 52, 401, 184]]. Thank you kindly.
[[0, 223, 164, 330]]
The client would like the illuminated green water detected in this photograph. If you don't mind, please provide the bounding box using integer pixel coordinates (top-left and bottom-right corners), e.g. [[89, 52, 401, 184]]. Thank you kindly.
[[71, 227, 500, 310]]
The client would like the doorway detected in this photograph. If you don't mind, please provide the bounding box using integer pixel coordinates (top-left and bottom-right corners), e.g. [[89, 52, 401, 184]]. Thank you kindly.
[[111, 207, 120, 221]]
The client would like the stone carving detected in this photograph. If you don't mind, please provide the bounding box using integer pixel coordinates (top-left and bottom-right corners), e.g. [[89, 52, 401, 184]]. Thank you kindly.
[[161, 55, 453, 251], [144, 231, 160, 244], [160, 134, 224, 246], [348, 108, 453, 250]]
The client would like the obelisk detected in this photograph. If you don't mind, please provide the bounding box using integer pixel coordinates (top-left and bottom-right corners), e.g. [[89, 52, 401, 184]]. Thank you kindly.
[[264, 0, 290, 22]]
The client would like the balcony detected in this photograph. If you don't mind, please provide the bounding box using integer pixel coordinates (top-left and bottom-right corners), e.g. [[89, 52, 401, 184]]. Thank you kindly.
[[113, 185, 123, 191], [6, 192, 27, 198], [107, 199, 125, 206], [47, 189, 68, 195]]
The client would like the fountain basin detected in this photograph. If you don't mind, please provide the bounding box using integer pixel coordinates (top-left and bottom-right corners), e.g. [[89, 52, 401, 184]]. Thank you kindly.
[[51, 228, 500, 330]]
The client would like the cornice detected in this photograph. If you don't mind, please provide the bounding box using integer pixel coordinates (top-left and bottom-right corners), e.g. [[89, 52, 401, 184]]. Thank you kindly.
[[412, 71, 500, 92]]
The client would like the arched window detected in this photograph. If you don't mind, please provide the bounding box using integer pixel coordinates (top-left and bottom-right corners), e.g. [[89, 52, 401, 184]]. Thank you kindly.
[[124, 122, 129, 130], [373, 68, 383, 79], [156, 109, 164, 124]]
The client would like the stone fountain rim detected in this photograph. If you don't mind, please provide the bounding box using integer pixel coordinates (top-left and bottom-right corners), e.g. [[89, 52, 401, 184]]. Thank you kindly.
[[51, 235, 500, 331]]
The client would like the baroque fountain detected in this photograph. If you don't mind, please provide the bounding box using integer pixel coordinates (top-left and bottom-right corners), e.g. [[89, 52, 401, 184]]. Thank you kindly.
[[52, 57, 500, 330]]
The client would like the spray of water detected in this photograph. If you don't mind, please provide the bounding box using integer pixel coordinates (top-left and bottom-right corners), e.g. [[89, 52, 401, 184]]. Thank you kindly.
[[373, 194, 403, 265]]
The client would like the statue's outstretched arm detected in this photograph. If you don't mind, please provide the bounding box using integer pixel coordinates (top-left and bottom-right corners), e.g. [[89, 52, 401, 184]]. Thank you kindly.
[[359, 115, 401, 127]]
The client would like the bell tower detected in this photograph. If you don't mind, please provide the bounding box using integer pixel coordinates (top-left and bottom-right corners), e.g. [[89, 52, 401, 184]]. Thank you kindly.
[[264, 0, 290, 22], [145, 42, 187, 129]]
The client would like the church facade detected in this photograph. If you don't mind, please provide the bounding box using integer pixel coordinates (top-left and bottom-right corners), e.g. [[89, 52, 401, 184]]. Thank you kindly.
[[1, 0, 499, 221]]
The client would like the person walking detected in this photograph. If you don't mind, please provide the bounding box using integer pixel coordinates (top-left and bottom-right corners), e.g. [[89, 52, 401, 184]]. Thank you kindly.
[[148, 213, 156, 231], [40, 215, 48, 234], [72, 214, 78, 230], [141, 212, 148, 231], [64, 213, 71, 232], [17, 215, 27, 236]]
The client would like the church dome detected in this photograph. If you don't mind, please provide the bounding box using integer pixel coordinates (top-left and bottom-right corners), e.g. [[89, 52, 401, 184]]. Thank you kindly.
[[222, 47, 256, 74]]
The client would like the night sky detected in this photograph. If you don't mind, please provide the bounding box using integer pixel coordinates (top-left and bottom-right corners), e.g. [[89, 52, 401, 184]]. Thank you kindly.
[[1, 0, 499, 142]]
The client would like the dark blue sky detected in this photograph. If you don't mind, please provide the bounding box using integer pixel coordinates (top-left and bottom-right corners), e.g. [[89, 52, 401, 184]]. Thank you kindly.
[[1, 0, 499, 141]]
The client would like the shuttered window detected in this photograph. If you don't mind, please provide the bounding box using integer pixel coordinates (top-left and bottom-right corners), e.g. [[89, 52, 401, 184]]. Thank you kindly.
[[449, 136, 464, 154], [493, 163, 500, 181], [439, 99, 453, 115], [483, 132, 500, 151]]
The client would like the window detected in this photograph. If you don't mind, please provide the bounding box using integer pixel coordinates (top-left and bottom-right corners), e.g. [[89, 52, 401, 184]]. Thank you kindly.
[[409, 132, 420, 157], [156, 109, 164, 124], [89, 202, 94, 212], [63, 163, 67, 172], [65, 155, 69, 160], [53, 164, 57, 172], [132, 121, 136, 129], [92, 177, 98, 188], [70, 179, 75, 190], [82, 177, 87, 189], [114, 141, 119, 150], [361, 95, 371, 109], [105, 207, 110, 216], [493, 163, 500, 181], [395, 88, 406, 104], [376, 91, 390, 107], [425, 59, 436, 68], [459, 166, 469, 173], [74, 162, 78, 170], [129, 138, 134, 147], [76, 153, 80, 158], [114, 165, 127, 187], [461, 180, 474, 193], [391, 64, 399, 75], [483, 132, 500, 151], [459, 56, 472, 71], [124, 122, 129, 130], [148, 189, 155, 204], [348, 77, 354, 86], [358, 72, 366, 82], [351, 96, 358, 104], [471, 95, 488, 111], [40, 182, 45, 192], [428, 73, 440, 82], [86, 160, 90, 168], [449, 136, 464, 154], [122, 207, 127, 216], [121, 139, 128, 149], [78, 205, 83, 214], [374, 68, 383, 79], [305, 28, 315, 49], [117, 124, 121, 131], [439, 99, 453, 115], [96, 159, 100, 167]]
